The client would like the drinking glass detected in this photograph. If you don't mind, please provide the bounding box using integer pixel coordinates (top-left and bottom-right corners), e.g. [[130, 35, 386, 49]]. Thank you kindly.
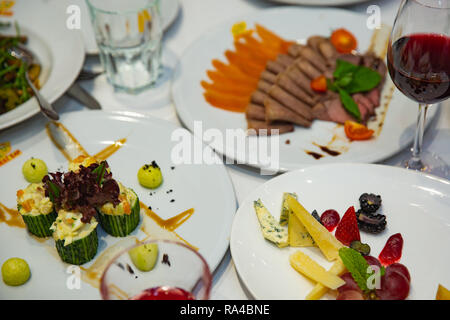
[[387, 0, 450, 177], [100, 239, 212, 300], [86, 0, 162, 94]]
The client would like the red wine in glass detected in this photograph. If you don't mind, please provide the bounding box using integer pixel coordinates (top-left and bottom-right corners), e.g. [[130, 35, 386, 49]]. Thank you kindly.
[[131, 286, 195, 300], [387, 0, 450, 177], [388, 33, 450, 104]]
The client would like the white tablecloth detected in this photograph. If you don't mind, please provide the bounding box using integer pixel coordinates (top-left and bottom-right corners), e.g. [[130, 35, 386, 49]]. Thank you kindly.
[[23, 0, 450, 299]]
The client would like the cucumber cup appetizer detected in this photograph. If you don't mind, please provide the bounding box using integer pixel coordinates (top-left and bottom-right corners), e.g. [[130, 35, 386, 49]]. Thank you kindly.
[[97, 182, 140, 237], [50, 209, 98, 265], [16, 183, 57, 237]]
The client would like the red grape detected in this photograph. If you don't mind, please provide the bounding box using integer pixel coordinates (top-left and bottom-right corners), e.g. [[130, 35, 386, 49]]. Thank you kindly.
[[387, 263, 411, 282], [338, 272, 362, 293], [376, 268, 410, 300], [320, 209, 340, 232], [364, 255, 381, 268], [337, 290, 364, 300]]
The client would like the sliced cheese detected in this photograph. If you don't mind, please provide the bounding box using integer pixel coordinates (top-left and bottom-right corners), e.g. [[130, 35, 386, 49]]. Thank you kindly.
[[254, 199, 288, 248], [306, 258, 347, 300], [279, 192, 296, 226], [288, 203, 316, 247], [287, 195, 343, 261], [290, 251, 345, 290]]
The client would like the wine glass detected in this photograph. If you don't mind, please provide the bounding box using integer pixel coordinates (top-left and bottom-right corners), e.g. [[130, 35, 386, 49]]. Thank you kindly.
[[387, 0, 450, 178], [100, 239, 212, 300]]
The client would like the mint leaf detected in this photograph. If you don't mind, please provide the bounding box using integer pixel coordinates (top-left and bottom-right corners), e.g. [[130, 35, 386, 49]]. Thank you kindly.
[[338, 88, 361, 121], [333, 59, 359, 79], [339, 247, 370, 292], [345, 66, 381, 93]]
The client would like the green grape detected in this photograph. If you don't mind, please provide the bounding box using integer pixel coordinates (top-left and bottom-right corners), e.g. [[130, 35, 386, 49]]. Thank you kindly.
[[2, 257, 31, 286], [128, 243, 158, 272], [137, 162, 163, 189], [22, 158, 48, 183]]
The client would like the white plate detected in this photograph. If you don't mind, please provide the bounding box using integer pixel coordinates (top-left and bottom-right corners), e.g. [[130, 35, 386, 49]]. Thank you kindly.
[[0, 110, 236, 299], [0, 2, 85, 131], [171, 7, 437, 172], [267, 0, 370, 6], [230, 163, 450, 300], [75, 0, 181, 54]]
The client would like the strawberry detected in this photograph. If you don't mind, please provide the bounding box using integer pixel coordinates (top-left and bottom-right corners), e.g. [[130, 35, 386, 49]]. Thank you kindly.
[[335, 206, 360, 246]]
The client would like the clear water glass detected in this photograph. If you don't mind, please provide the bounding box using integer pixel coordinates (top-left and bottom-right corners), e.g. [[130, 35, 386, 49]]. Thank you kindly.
[[86, 0, 162, 94]]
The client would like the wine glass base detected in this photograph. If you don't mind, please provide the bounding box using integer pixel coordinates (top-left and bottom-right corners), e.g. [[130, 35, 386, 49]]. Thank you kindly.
[[401, 151, 449, 179]]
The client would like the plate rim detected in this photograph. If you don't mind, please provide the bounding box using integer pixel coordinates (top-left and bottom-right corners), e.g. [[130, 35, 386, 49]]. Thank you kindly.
[[229, 162, 450, 299]]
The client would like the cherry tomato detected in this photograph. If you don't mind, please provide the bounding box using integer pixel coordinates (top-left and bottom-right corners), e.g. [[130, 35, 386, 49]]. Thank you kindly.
[[344, 120, 374, 141], [330, 28, 358, 53], [310, 75, 327, 92]]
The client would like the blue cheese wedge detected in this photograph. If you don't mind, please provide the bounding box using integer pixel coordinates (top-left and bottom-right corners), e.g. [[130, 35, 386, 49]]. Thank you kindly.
[[279, 192, 297, 226], [254, 199, 288, 248]]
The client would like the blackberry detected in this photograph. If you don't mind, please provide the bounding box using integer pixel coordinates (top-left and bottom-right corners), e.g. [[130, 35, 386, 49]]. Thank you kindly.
[[356, 209, 386, 234], [311, 209, 322, 225], [359, 193, 382, 214]]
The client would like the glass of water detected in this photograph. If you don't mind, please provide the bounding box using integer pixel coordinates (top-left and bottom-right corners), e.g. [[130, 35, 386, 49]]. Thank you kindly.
[[86, 0, 162, 93]]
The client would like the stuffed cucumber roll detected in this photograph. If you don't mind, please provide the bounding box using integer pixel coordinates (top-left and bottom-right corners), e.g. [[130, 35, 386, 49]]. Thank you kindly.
[[50, 209, 98, 265], [16, 183, 57, 237], [97, 182, 140, 237]]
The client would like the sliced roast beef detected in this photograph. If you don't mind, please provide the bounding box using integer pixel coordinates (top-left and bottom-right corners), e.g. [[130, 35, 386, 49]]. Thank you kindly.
[[288, 43, 305, 58], [296, 58, 322, 79], [285, 66, 316, 96], [245, 103, 266, 121], [260, 71, 277, 84], [366, 87, 381, 108], [276, 73, 317, 106], [297, 46, 328, 72], [264, 97, 312, 127], [353, 93, 376, 116], [352, 93, 371, 122], [277, 54, 295, 68], [322, 98, 356, 124], [266, 60, 286, 75], [268, 85, 314, 120], [318, 40, 337, 60], [337, 53, 361, 66], [247, 119, 294, 135], [307, 36, 328, 53], [251, 90, 268, 105], [257, 80, 272, 93], [312, 102, 332, 121]]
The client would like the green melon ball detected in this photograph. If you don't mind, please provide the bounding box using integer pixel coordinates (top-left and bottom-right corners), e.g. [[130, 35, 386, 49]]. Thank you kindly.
[[137, 161, 163, 189], [2, 257, 31, 286], [128, 243, 159, 272], [22, 158, 48, 183]]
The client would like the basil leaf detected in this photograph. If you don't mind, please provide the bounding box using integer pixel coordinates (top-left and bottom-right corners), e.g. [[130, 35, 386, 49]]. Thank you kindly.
[[336, 73, 353, 88], [333, 59, 359, 79], [338, 88, 361, 121], [346, 66, 381, 93]]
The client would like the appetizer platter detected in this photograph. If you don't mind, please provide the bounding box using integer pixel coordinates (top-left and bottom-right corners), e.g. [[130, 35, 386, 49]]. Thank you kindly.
[[230, 163, 450, 300], [0, 2, 84, 130], [171, 7, 437, 172], [0, 111, 236, 299]]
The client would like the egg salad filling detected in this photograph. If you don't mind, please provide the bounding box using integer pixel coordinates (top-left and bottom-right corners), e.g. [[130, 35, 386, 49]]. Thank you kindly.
[[50, 210, 98, 246], [16, 183, 53, 217], [68, 155, 98, 172], [99, 182, 137, 216]]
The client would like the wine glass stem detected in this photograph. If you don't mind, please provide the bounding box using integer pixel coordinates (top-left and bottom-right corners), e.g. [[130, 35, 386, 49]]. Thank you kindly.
[[408, 103, 429, 170]]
